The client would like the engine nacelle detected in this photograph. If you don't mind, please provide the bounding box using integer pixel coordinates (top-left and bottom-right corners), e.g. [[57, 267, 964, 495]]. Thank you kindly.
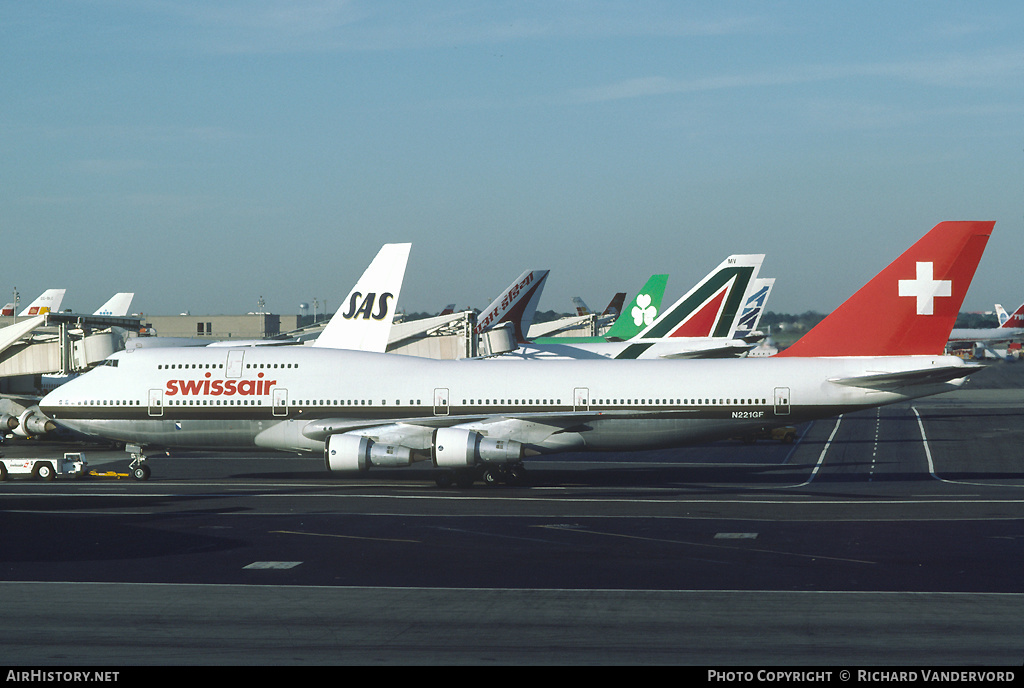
[[325, 433, 412, 473], [0, 413, 18, 432], [14, 408, 56, 438], [432, 427, 523, 468]]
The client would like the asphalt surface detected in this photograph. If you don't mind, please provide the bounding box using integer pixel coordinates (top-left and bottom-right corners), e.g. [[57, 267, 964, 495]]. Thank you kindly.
[[1, 361, 1023, 666]]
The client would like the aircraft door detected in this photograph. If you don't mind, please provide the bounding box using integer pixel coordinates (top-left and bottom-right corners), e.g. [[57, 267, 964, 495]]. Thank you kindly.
[[148, 389, 164, 417], [774, 387, 791, 416], [574, 387, 590, 411], [273, 388, 289, 417], [226, 350, 244, 378], [433, 388, 449, 416]]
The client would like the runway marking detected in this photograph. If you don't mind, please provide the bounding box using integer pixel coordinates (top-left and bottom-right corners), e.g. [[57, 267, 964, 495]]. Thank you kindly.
[[870, 408, 881, 481], [535, 524, 876, 564], [270, 529, 420, 544], [243, 561, 302, 570], [913, 406, 948, 484], [791, 415, 843, 488]]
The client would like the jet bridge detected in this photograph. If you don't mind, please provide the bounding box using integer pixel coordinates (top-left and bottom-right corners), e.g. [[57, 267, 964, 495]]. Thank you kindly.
[[0, 312, 143, 387]]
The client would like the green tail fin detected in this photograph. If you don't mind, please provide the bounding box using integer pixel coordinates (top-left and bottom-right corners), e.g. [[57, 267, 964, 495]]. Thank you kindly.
[[603, 274, 669, 341]]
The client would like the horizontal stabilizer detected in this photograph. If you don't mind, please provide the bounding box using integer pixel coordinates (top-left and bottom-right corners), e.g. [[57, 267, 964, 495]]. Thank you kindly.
[[828, 365, 981, 391]]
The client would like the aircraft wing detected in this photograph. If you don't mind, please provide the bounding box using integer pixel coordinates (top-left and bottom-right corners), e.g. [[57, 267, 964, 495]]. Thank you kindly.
[[656, 341, 757, 359], [299, 408, 700, 444]]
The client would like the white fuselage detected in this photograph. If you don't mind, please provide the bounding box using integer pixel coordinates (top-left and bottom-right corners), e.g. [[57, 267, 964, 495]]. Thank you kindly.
[[39, 346, 970, 458]]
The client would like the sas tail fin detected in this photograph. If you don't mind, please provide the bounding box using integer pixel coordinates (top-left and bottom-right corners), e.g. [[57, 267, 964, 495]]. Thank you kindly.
[[777, 221, 994, 357], [313, 243, 411, 351], [474, 270, 549, 342], [603, 274, 669, 341], [637, 255, 764, 340]]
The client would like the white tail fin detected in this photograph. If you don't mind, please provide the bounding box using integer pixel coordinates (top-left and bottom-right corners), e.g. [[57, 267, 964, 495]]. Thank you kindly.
[[313, 243, 411, 351], [93, 293, 134, 317], [19, 289, 66, 316], [733, 278, 774, 338], [475, 270, 550, 342]]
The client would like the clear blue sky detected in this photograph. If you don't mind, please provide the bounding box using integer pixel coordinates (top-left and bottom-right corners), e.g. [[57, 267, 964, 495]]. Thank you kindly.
[[4, 1, 1023, 317]]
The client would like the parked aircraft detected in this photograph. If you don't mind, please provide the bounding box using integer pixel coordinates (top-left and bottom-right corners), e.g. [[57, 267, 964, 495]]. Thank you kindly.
[[474, 269, 549, 342], [573, 294, 625, 319], [995, 304, 1010, 325], [511, 255, 767, 359], [39, 220, 993, 485], [733, 278, 774, 340], [1, 289, 66, 317], [947, 300, 1024, 358], [530, 274, 668, 343], [93, 293, 134, 317], [131, 244, 411, 352], [311, 243, 410, 351]]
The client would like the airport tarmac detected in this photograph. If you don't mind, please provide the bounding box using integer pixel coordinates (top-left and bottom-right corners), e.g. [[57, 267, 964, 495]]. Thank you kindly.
[[1, 361, 1023, 665]]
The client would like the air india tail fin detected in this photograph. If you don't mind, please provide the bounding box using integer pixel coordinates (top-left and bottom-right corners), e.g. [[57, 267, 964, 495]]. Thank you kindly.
[[777, 221, 994, 357], [313, 243, 411, 351], [474, 270, 550, 342]]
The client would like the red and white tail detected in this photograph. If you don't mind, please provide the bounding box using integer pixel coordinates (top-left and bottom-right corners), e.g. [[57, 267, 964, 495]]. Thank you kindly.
[[999, 301, 1024, 329], [778, 221, 994, 357], [475, 269, 549, 342]]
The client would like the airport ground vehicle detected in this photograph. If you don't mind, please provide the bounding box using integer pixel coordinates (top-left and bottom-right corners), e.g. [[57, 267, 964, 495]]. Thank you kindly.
[[739, 426, 798, 444], [0, 452, 88, 481]]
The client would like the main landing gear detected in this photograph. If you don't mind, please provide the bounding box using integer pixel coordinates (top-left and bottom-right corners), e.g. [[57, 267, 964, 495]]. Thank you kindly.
[[434, 462, 528, 488]]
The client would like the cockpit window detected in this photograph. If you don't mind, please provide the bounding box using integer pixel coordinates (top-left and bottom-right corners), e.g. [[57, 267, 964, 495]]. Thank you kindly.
[[101, 359, 119, 367]]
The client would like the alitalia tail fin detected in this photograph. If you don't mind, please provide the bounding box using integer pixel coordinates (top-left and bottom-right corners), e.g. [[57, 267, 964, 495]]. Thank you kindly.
[[635, 255, 764, 340], [777, 221, 994, 357], [313, 243, 411, 351]]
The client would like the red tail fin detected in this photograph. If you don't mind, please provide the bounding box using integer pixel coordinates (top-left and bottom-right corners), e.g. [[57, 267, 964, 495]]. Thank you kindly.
[[999, 301, 1024, 329], [777, 221, 994, 357]]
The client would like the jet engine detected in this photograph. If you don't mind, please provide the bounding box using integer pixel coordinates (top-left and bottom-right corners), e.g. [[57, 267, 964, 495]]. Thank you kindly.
[[325, 433, 413, 473], [13, 408, 57, 438], [432, 427, 523, 468], [0, 414, 18, 433]]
